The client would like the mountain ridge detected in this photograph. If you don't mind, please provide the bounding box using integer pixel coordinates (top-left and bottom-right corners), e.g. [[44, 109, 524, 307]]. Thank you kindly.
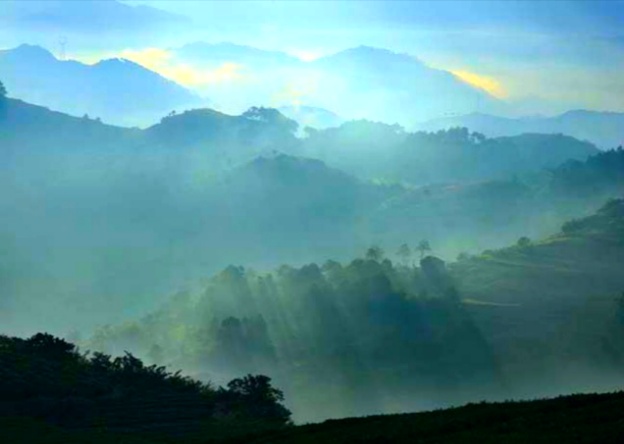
[[0, 44, 204, 127]]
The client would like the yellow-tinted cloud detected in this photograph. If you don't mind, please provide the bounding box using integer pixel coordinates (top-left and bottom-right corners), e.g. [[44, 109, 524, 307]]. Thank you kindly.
[[272, 75, 321, 107], [120, 48, 246, 87], [86, 47, 248, 88], [450, 69, 507, 98]]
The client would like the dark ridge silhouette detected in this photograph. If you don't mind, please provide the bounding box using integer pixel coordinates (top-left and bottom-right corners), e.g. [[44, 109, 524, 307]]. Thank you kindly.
[[0, 333, 291, 442]]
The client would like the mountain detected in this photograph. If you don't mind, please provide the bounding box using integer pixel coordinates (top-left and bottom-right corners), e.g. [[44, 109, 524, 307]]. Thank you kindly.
[[167, 42, 304, 113], [419, 110, 624, 149], [144, 106, 299, 162], [164, 43, 500, 123], [2, 94, 620, 337], [306, 46, 501, 124], [0, 44, 204, 126]]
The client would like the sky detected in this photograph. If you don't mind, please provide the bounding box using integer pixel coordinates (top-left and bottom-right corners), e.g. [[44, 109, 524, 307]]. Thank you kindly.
[[1, 0, 624, 113]]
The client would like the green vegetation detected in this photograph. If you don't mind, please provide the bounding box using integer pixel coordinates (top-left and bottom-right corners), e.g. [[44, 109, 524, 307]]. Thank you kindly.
[[449, 198, 624, 400], [0, 333, 291, 442], [87, 253, 497, 422], [300, 122, 598, 184], [86, 199, 624, 422]]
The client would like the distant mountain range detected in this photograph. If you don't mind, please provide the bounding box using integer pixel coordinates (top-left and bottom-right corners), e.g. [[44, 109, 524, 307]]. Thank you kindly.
[[419, 110, 624, 149], [0, 44, 204, 126], [4, 41, 623, 139], [166, 43, 500, 123]]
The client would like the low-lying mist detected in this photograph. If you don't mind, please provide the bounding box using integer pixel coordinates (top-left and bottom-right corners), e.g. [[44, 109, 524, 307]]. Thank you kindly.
[[3, 92, 624, 422]]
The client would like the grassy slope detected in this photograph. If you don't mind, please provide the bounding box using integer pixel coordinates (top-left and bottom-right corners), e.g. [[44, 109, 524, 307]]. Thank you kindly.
[[449, 214, 624, 397], [247, 391, 624, 443], [5, 392, 624, 443]]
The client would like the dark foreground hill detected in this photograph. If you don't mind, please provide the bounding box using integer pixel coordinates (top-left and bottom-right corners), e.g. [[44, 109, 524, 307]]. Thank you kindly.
[[0, 333, 291, 443], [246, 391, 624, 443], [4, 391, 624, 443]]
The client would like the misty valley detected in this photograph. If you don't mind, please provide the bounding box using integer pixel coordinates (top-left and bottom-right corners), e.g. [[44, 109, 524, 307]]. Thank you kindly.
[[2, 1, 624, 442]]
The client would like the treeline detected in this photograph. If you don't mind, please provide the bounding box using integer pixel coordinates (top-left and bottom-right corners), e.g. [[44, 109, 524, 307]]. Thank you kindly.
[[299, 122, 597, 184], [0, 333, 291, 439], [549, 147, 624, 199], [88, 255, 502, 422]]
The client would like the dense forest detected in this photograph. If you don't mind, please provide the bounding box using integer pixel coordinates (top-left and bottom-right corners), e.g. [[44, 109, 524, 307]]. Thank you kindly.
[[86, 254, 499, 421], [85, 199, 624, 421]]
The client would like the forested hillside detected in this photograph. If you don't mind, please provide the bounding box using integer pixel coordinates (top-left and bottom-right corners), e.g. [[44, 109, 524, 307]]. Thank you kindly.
[[86, 199, 624, 422], [419, 110, 624, 149], [2, 92, 624, 336], [87, 254, 499, 422], [300, 122, 598, 184], [451, 198, 624, 398]]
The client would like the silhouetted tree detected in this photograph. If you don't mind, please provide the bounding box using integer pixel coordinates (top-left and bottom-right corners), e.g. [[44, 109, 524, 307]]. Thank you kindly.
[[226, 374, 292, 424], [416, 240, 431, 259], [396, 243, 411, 265], [457, 251, 470, 261], [517, 236, 532, 249], [0, 80, 7, 116], [365, 245, 384, 261]]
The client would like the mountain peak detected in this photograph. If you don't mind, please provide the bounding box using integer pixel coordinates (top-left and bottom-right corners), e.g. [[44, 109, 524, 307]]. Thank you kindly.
[[4, 44, 56, 62]]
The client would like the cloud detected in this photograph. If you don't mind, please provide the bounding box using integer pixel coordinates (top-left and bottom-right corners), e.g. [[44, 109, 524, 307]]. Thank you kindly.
[[271, 74, 323, 107], [450, 70, 507, 98], [117, 47, 246, 87]]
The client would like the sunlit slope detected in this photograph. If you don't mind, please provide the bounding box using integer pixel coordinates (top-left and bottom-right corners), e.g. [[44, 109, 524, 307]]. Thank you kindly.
[[450, 198, 624, 397]]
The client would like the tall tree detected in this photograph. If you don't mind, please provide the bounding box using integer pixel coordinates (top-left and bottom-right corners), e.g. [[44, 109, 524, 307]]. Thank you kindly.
[[0, 80, 7, 116], [396, 243, 412, 265], [365, 245, 384, 262], [416, 240, 432, 259]]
